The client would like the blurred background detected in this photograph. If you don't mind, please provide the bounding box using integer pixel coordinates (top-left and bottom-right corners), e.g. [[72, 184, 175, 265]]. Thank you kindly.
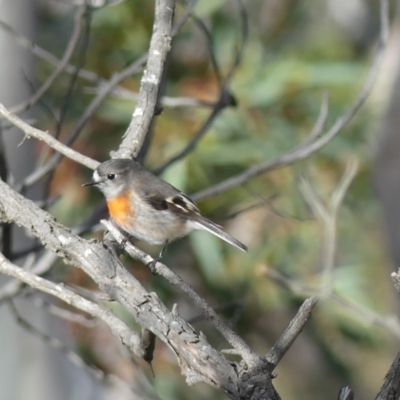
[[1, 0, 400, 399]]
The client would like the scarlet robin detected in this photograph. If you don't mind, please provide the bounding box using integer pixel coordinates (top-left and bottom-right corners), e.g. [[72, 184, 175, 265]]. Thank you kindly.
[[83, 158, 247, 255]]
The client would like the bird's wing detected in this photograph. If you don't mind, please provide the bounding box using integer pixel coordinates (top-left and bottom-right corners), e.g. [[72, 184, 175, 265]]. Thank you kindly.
[[144, 190, 201, 216]]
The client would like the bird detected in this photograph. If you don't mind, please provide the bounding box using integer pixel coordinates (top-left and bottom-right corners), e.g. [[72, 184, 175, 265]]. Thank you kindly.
[[83, 158, 248, 256]]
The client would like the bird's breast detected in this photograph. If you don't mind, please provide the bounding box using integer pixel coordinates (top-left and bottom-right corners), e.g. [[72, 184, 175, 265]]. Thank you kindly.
[[106, 192, 133, 227]]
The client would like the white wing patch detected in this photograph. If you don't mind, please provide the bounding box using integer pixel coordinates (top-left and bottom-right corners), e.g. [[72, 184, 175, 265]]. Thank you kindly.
[[166, 194, 199, 214]]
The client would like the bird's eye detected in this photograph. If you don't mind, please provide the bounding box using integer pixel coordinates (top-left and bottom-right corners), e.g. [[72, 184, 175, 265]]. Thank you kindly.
[[107, 174, 116, 180]]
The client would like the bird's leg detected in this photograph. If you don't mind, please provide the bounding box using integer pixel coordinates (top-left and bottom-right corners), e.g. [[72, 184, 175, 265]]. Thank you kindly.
[[120, 236, 129, 250], [147, 240, 169, 274], [158, 240, 169, 259], [119, 232, 136, 253]]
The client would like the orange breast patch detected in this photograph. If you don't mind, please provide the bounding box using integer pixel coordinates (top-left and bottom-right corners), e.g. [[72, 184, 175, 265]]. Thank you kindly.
[[107, 192, 133, 226]]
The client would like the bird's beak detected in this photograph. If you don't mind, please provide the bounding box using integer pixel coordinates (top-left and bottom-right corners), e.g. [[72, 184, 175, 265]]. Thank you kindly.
[[82, 179, 98, 187]]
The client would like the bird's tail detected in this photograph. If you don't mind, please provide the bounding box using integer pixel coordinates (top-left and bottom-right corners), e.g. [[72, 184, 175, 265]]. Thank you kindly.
[[192, 217, 248, 252]]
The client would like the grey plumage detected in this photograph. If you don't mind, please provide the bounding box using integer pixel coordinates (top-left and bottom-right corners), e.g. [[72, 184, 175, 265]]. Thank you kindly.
[[84, 158, 248, 252]]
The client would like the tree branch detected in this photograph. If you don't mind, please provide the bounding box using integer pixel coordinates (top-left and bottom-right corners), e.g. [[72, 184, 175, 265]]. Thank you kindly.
[[375, 352, 400, 400], [9, 4, 89, 115], [298, 159, 358, 293], [0, 104, 99, 170], [0, 177, 269, 398], [338, 386, 354, 400], [116, 0, 175, 159], [266, 296, 319, 370], [101, 219, 262, 366], [0, 252, 145, 357]]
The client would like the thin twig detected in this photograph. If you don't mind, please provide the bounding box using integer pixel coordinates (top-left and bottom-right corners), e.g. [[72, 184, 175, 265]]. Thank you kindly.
[[84, 85, 212, 108], [298, 160, 358, 293], [20, 54, 147, 188], [66, 58, 147, 148], [307, 91, 329, 142], [338, 387, 354, 400], [54, 4, 93, 140], [0, 104, 99, 170], [0, 18, 98, 82], [260, 267, 400, 339], [9, 5, 89, 115], [266, 296, 319, 369], [190, 13, 222, 83], [154, 95, 235, 173], [0, 250, 58, 304], [328, 293, 400, 338], [30, 295, 97, 327], [329, 160, 359, 212], [223, 0, 248, 86], [155, 1, 247, 173]]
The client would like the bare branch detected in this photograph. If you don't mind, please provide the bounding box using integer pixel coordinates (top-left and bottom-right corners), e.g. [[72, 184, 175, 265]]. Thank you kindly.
[[0, 10, 200, 116], [154, 92, 236, 174], [30, 296, 97, 327], [154, 1, 247, 174], [0, 104, 99, 170], [0, 252, 144, 357], [10, 5, 89, 114], [298, 160, 358, 293], [0, 18, 98, 82], [84, 85, 212, 108], [391, 270, 400, 294], [223, 0, 248, 86], [8, 300, 159, 400], [101, 219, 262, 366], [16, 43, 146, 189], [266, 296, 319, 369], [304, 91, 329, 143], [261, 267, 400, 339], [17, 0, 172, 187], [338, 387, 354, 400], [375, 352, 400, 400], [0, 251, 58, 304], [0, 178, 258, 397], [65, 57, 147, 149], [297, 176, 327, 221], [329, 160, 358, 212], [328, 293, 400, 339], [117, 0, 175, 159], [190, 12, 223, 83]]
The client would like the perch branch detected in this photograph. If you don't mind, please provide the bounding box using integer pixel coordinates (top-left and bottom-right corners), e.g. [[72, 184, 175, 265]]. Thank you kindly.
[[101, 219, 262, 366]]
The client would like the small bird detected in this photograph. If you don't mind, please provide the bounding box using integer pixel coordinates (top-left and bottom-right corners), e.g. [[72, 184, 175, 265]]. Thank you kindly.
[[83, 158, 247, 255]]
